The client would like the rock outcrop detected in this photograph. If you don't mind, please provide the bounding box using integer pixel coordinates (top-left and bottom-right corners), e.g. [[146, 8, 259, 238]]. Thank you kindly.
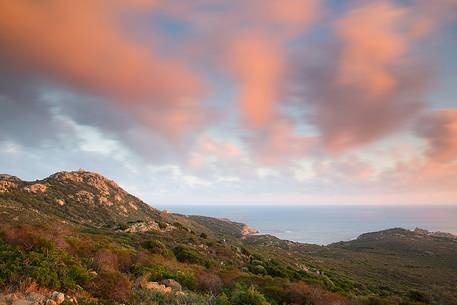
[[24, 184, 47, 193], [160, 279, 182, 291], [241, 225, 258, 236], [0, 180, 17, 193], [0, 291, 75, 305], [0, 169, 164, 226]]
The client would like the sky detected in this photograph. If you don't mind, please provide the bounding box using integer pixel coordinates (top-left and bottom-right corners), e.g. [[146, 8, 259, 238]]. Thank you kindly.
[[1, 0, 457, 206]]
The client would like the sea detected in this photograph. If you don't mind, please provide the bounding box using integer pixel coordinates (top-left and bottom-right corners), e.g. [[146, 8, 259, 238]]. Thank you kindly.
[[155, 205, 457, 245]]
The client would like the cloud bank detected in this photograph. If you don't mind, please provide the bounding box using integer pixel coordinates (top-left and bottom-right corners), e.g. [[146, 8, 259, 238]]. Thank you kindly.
[[1, 0, 456, 205]]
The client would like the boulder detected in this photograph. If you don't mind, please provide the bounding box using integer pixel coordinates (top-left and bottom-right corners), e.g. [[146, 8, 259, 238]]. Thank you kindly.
[[12, 300, 34, 305], [24, 183, 47, 193], [45, 300, 57, 305], [54, 199, 65, 206], [134, 275, 149, 289], [175, 291, 186, 297], [144, 282, 172, 294], [51, 292, 65, 305], [160, 279, 182, 291], [26, 292, 46, 304]]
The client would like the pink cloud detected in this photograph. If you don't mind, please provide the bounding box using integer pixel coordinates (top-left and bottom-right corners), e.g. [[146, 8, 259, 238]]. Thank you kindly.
[[189, 135, 242, 170], [246, 120, 315, 164], [293, 0, 439, 152], [416, 109, 457, 162], [335, 2, 408, 95], [313, 157, 375, 181], [0, 0, 206, 137], [228, 34, 283, 128]]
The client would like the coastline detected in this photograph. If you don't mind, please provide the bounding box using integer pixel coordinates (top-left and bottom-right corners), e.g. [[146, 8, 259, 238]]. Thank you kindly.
[[158, 205, 457, 245]]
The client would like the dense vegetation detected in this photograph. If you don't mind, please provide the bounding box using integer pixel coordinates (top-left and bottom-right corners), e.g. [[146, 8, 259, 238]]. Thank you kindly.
[[1, 171, 456, 305]]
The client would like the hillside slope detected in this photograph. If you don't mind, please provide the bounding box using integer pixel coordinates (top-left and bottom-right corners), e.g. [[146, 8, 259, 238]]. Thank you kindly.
[[0, 170, 162, 226], [1, 170, 456, 305]]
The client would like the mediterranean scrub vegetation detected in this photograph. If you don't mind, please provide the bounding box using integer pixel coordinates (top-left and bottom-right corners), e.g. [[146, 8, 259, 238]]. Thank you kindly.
[[0, 223, 441, 305], [1, 171, 455, 305]]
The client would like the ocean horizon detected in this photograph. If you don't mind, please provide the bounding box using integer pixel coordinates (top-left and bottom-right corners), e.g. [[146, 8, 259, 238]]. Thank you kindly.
[[156, 205, 457, 245]]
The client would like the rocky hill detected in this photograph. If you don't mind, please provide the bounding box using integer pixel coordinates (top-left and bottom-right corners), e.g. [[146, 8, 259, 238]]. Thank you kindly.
[[0, 170, 163, 226], [1, 170, 456, 305]]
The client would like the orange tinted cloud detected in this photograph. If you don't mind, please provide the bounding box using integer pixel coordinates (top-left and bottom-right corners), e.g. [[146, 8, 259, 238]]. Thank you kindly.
[[222, 0, 319, 162], [294, 0, 436, 152], [189, 135, 242, 170], [335, 2, 408, 95], [228, 34, 283, 128], [249, 0, 319, 36], [416, 109, 457, 162], [246, 120, 314, 164], [0, 0, 202, 106]]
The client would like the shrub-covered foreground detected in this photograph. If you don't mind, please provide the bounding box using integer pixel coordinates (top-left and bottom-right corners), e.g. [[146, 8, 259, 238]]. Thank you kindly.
[[0, 223, 437, 305]]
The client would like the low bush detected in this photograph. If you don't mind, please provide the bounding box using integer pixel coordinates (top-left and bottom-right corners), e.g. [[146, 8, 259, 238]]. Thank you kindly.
[[147, 265, 199, 290], [94, 248, 119, 272], [173, 246, 204, 264], [215, 292, 230, 305], [197, 270, 222, 292], [0, 238, 91, 291], [231, 284, 271, 305], [87, 271, 131, 303], [130, 288, 212, 305], [142, 239, 168, 255], [285, 282, 348, 305]]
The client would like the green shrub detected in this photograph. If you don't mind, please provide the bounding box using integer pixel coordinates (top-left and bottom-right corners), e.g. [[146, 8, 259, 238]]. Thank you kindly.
[[130, 288, 212, 305], [142, 239, 168, 255], [0, 238, 91, 290], [173, 246, 203, 264], [215, 292, 230, 305], [147, 265, 199, 290], [231, 285, 271, 305], [251, 265, 267, 275]]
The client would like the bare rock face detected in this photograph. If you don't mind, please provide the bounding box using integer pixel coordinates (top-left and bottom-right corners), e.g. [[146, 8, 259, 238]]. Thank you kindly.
[[55, 199, 65, 206], [160, 279, 182, 291], [144, 282, 173, 294], [241, 225, 258, 236], [51, 171, 84, 183], [75, 191, 95, 205], [0, 174, 21, 182], [128, 201, 138, 210], [50, 292, 65, 305], [2, 169, 160, 226], [98, 196, 113, 207], [12, 300, 34, 305], [0, 291, 73, 305], [24, 183, 47, 193], [26, 292, 46, 304], [50, 170, 122, 196], [124, 221, 160, 233], [0, 180, 17, 193], [414, 227, 457, 239]]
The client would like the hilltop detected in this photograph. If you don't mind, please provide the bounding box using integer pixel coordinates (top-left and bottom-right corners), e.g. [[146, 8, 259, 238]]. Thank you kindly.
[[1, 171, 456, 305]]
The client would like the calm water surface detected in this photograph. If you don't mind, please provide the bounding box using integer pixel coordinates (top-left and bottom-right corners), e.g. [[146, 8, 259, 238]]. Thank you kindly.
[[156, 205, 457, 245]]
